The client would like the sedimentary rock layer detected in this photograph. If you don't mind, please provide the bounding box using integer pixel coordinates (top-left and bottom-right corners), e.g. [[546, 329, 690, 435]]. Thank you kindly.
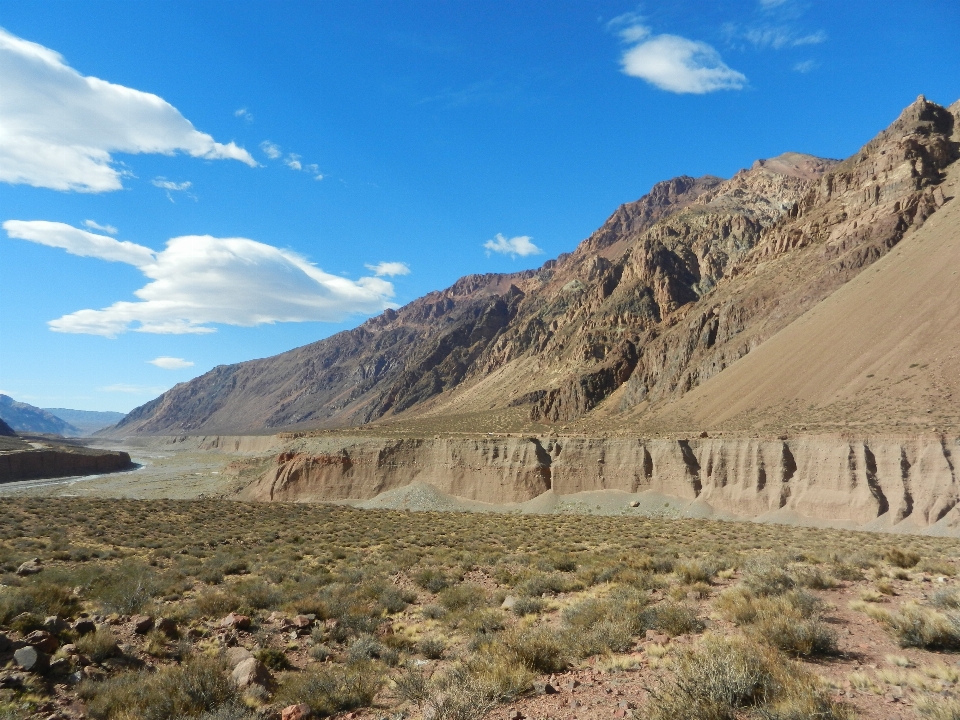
[[238, 433, 960, 532], [0, 448, 133, 483]]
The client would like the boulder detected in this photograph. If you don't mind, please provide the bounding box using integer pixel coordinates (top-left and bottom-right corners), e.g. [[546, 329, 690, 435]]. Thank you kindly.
[[23, 630, 58, 654], [282, 704, 313, 720], [293, 615, 313, 629], [14, 646, 49, 673], [501, 595, 518, 611], [225, 646, 254, 669], [131, 615, 154, 634], [231, 657, 272, 689], [0, 633, 10, 653], [43, 616, 69, 634], [220, 613, 252, 631], [73, 619, 96, 636], [16, 558, 42, 576]]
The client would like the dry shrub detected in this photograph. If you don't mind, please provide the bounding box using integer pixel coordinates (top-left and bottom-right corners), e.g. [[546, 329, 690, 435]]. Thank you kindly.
[[80, 655, 237, 720], [869, 603, 960, 650], [916, 694, 960, 720], [885, 548, 921, 569], [645, 634, 851, 720], [499, 623, 572, 673], [76, 626, 120, 663], [0, 581, 80, 623], [640, 601, 703, 637], [275, 660, 385, 716], [920, 558, 959, 577], [717, 588, 835, 656]]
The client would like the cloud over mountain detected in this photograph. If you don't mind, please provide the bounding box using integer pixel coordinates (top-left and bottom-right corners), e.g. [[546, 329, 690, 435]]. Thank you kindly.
[[0, 26, 255, 193], [4, 220, 398, 337]]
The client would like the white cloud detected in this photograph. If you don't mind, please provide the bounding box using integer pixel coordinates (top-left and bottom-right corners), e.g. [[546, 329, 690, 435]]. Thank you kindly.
[[260, 140, 282, 159], [743, 27, 826, 49], [0, 26, 255, 193], [5, 220, 156, 266], [365, 261, 411, 277], [5, 220, 399, 337], [620, 33, 747, 94], [234, 107, 253, 122], [793, 60, 818, 73], [483, 233, 543, 258], [83, 219, 118, 235], [285, 154, 302, 171], [152, 178, 192, 192], [148, 356, 194, 370], [759, 0, 789, 7]]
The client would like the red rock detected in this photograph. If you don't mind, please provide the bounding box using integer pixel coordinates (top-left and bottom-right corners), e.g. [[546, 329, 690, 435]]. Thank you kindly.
[[281, 704, 312, 720], [156, 617, 178, 638], [131, 615, 154, 634], [220, 613, 251, 631], [24, 630, 58, 654]]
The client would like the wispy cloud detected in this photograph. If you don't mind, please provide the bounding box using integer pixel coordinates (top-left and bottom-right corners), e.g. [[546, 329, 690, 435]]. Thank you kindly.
[[260, 141, 323, 179], [0, 26, 255, 193], [4, 220, 399, 337], [484, 233, 542, 258], [758, 0, 790, 7], [148, 356, 194, 370], [793, 60, 818, 73], [260, 140, 282, 160], [234, 107, 253, 122], [151, 177, 194, 202], [365, 261, 411, 277], [83, 219, 118, 235], [611, 16, 746, 94], [739, 26, 826, 49]]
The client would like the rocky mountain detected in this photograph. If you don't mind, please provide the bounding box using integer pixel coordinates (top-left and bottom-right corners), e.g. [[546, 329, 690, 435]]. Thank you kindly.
[[0, 418, 15, 437], [43, 408, 126, 436], [111, 96, 960, 437], [0, 395, 80, 436]]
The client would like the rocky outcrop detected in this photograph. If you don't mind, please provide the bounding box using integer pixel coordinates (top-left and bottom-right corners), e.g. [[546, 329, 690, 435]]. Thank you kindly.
[[239, 433, 960, 532], [110, 96, 960, 437], [0, 447, 133, 483]]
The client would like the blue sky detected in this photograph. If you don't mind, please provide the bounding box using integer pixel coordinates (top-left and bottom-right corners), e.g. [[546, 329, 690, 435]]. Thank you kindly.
[[1, 1, 958, 413]]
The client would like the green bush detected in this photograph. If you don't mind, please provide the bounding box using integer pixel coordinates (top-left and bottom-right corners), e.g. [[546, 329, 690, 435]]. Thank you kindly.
[[500, 623, 571, 673], [76, 626, 120, 663], [0, 582, 80, 623]]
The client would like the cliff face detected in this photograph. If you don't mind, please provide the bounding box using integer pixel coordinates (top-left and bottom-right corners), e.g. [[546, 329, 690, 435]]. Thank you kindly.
[[110, 96, 960, 437], [0, 447, 133, 483], [237, 432, 960, 533]]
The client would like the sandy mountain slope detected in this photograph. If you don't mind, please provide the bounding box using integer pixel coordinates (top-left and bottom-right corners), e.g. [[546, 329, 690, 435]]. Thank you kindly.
[[637, 160, 960, 435], [108, 96, 959, 437]]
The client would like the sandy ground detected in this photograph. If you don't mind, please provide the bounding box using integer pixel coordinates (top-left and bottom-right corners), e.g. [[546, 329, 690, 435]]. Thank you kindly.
[[0, 442, 238, 499]]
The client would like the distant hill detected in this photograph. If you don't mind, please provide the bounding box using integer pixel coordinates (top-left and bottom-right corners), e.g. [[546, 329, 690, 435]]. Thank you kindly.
[[0, 395, 80, 436], [0, 417, 16, 437], [42, 408, 126, 436]]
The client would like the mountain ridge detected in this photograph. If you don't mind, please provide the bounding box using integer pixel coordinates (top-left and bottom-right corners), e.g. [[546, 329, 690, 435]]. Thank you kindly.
[[108, 95, 960, 438]]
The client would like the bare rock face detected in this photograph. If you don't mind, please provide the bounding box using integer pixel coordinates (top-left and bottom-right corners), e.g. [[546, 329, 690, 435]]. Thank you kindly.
[[0, 446, 132, 483], [110, 97, 959, 436], [240, 432, 960, 532]]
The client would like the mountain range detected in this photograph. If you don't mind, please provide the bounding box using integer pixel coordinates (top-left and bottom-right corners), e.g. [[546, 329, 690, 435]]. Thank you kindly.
[[109, 95, 960, 439]]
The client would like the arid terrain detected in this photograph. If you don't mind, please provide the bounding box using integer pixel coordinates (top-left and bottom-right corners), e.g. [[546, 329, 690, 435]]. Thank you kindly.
[[3, 498, 960, 720]]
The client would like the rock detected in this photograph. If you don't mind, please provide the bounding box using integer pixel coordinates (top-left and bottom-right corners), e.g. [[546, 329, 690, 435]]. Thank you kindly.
[[225, 646, 254, 669], [24, 630, 59, 654], [281, 705, 312, 720], [0, 633, 10, 653], [629, 500, 640, 508], [156, 617, 178, 638], [73, 619, 96, 636], [61, 644, 78, 655], [220, 613, 252, 631], [533, 680, 557, 695], [16, 558, 42, 576], [508, 710, 524, 720], [14, 646, 49, 673], [292, 615, 313, 629], [48, 657, 72, 675], [43, 616, 69, 634], [231, 657, 272, 689], [131, 615, 154, 634], [501, 595, 518, 611]]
